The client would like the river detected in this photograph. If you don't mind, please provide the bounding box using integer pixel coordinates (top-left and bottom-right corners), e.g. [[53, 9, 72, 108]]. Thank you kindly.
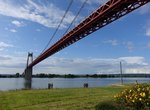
[[0, 78, 149, 91]]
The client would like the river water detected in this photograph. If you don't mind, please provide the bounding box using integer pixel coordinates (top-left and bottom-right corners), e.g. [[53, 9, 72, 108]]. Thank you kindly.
[[0, 78, 149, 91]]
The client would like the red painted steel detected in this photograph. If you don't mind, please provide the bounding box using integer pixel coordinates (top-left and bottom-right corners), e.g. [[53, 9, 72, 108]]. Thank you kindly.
[[28, 0, 149, 68]]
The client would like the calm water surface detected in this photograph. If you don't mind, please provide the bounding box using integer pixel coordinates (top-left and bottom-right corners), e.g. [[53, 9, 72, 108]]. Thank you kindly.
[[0, 78, 149, 91]]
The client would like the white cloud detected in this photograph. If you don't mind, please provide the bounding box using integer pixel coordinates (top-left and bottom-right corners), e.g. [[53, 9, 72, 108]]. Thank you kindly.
[[0, 56, 11, 61], [118, 57, 148, 65], [0, 0, 75, 29], [10, 29, 17, 33], [1, 54, 150, 74], [125, 67, 150, 73], [34, 56, 149, 74], [11, 20, 24, 27], [79, 0, 107, 5], [0, 55, 25, 66], [0, 54, 26, 74], [145, 28, 150, 36], [103, 40, 136, 52], [124, 41, 134, 52], [0, 42, 13, 48], [0, 42, 13, 51], [104, 40, 118, 46]]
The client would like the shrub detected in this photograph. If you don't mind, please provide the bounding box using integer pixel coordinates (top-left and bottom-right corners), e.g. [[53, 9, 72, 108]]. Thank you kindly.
[[95, 101, 128, 110], [114, 83, 150, 109], [95, 102, 117, 110]]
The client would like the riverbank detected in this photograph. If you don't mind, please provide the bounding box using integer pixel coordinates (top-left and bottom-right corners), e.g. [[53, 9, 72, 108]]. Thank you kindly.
[[1, 73, 150, 78], [0, 85, 127, 110]]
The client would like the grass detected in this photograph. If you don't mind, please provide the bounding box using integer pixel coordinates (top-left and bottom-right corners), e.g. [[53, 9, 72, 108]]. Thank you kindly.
[[0, 85, 127, 110]]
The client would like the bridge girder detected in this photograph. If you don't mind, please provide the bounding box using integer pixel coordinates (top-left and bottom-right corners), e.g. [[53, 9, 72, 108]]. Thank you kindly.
[[28, 0, 149, 68]]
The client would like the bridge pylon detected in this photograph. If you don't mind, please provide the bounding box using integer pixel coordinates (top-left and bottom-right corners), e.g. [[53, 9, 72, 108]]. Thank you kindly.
[[24, 52, 33, 80]]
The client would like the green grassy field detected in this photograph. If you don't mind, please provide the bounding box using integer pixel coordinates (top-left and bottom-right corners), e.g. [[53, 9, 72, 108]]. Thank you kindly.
[[0, 86, 127, 110]]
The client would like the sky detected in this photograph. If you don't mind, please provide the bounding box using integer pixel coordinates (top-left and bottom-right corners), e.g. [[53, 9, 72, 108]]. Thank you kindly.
[[0, 0, 150, 75]]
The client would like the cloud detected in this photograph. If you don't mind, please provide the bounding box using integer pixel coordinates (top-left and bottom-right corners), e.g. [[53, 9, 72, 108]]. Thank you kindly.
[[118, 57, 148, 65], [11, 20, 24, 27], [78, 0, 108, 15], [0, 54, 26, 69], [0, 55, 150, 74], [0, 56, 11, 61], [103, 40, 136, 52], [33, 56, 150, 74], [0, 0, 75, 29], [34, 57, 118, 74], [79, 0, 107, 5], [125, 66, 150, 73], [10, 29, 17, 33], [103, 40, 118, 46], [0, 42, 13, 51], [124, 41, 134, 52], [0, 54, 26, 74]]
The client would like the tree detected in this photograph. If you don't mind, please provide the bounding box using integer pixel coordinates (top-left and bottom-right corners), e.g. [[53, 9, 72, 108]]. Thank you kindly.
[[16, 73, 20, 77]]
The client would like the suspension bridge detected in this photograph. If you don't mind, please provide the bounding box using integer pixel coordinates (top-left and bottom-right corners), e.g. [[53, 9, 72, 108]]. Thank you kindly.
[[23, 0, 150, 80]]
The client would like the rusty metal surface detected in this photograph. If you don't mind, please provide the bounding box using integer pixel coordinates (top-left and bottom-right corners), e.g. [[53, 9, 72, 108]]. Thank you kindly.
[[28, 0, 150, 68]]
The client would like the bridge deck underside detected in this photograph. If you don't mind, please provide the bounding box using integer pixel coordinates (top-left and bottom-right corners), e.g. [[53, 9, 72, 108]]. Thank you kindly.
[[28, 0, 149, 68]]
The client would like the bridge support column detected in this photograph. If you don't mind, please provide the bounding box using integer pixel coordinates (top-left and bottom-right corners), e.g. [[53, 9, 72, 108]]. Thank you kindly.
[[24, 67, 32, 89], [24, 52, 33, 81], [24, 67, 32, 81], [23, 52, 33, 89]]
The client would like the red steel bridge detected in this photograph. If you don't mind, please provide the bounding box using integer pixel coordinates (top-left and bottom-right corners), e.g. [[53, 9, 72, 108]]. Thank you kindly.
[[24, 0, 150, 80]]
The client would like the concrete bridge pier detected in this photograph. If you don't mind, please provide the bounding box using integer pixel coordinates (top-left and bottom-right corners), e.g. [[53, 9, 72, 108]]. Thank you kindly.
[[24, 67, 32, 81], [24, 66, 32, 89], [23, 52, 33, 89]]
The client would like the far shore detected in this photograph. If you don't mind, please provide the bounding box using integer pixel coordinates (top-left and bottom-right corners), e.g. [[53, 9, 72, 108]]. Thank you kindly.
[[0, 73, 150, 78]]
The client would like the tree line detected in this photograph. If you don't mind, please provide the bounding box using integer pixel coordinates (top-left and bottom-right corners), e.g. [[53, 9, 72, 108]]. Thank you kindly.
[[0, 73, 150, 78]]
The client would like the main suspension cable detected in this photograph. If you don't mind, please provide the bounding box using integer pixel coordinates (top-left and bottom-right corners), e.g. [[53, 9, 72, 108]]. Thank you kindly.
[[62, 0, 88, 36], [41, 0, 74, 54]]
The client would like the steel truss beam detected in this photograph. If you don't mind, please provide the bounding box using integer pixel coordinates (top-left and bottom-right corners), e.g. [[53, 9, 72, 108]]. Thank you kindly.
[[28, 0, 149, 68]]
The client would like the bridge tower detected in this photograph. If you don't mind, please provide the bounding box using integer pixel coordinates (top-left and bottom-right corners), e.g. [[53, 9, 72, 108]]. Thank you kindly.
[[24, 52, 33, 80]]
